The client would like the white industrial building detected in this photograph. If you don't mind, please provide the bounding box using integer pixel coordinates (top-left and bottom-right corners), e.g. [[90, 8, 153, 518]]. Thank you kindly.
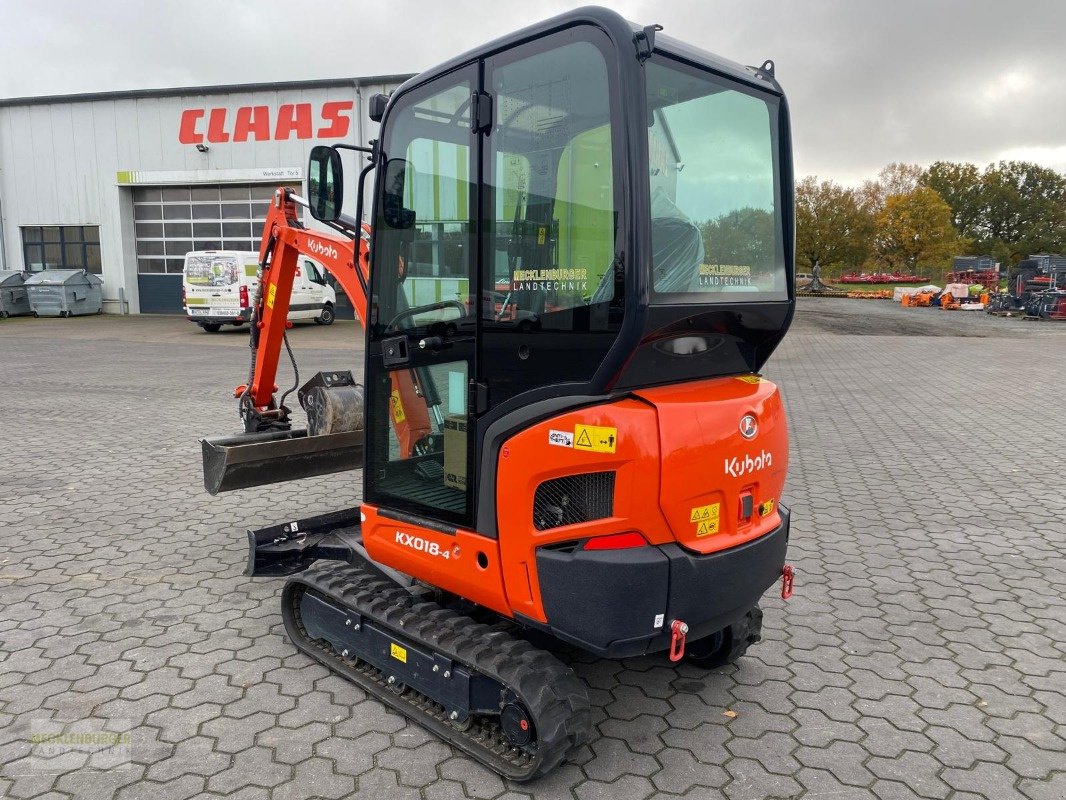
[[0, 74, 410, 314]]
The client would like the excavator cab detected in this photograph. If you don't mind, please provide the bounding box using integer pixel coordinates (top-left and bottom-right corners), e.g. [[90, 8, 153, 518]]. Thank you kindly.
[[203, 7, 795, 780], [343, 16, 793, 534]]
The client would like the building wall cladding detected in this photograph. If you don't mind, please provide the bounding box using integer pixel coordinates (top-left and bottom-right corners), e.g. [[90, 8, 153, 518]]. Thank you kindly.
[[0, 75, 408, 312]]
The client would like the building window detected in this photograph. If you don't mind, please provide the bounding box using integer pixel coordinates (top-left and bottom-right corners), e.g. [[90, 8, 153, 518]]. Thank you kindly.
[[22, 226, 102, 273]]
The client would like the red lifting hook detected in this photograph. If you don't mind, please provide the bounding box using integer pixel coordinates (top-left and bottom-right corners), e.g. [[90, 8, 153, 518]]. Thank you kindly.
[[781, 564, 795, 600], [669, 619, 688, 662]]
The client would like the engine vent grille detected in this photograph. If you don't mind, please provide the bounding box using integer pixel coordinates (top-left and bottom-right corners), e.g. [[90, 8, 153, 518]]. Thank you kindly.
[[533, 472, 615, 531]]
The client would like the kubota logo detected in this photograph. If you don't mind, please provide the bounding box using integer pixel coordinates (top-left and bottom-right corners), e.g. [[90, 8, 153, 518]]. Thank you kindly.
[[740, 414, 758, 439], [395, 531, 452, 559], [308, 239, 338, 260], [724, 450, 773, 478]]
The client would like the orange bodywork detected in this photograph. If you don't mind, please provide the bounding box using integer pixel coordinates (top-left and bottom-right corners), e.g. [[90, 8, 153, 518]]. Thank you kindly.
[[362, 374, 789, 625], [361, 504, 512, 616]]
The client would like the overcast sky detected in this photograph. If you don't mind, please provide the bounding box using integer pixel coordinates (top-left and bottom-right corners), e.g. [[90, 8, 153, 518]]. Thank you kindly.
[[2, 0, 1064, 185]]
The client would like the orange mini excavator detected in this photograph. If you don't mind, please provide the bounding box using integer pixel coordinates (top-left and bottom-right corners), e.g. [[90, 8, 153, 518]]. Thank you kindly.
[[201, 7, 796, 780]]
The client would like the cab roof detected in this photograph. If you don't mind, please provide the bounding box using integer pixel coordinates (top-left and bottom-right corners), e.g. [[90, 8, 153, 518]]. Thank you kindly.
[[393, 6, 780, 102]]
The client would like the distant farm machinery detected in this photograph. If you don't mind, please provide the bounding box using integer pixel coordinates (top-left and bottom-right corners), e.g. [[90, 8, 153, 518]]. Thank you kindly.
[[986, 255, 1066, 320]]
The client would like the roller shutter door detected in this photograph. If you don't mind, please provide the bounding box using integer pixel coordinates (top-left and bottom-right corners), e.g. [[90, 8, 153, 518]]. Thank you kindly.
[[133, 183, 297, 313]]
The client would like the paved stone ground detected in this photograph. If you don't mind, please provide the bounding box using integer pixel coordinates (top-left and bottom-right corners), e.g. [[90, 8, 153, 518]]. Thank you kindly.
[[1, 301, 1063, 800]]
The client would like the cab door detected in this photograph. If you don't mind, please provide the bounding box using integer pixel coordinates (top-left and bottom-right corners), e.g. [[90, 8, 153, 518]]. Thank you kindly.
[[364, 66, 479, 528]]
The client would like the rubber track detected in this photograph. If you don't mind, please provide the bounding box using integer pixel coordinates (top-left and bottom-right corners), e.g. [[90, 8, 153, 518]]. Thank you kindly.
[[281, 561, 591, 781]]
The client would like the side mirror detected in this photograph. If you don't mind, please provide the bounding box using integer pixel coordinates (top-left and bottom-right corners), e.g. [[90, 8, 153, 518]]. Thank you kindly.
[[382, 158, 416, 229], [368, 93, 389, 123], [308, 146, 343, 222]]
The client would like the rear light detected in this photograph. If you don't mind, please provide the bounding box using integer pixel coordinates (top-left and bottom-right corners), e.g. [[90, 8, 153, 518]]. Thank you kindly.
[[583, 532, 646, 551], [239, 285, 249, 309], [181, 287, 186, 305]]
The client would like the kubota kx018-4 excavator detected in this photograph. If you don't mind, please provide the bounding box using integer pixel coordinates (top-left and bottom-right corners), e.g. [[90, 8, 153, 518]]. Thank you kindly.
[[201, 7, 796, 780]]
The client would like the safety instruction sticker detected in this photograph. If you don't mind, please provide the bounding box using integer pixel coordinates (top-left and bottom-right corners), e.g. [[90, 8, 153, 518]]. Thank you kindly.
[[390, 389, 406, 424], [390, 642, 407, 663], [691, 503, 721, 537], [548, 429, 574, 448], [573, 424, 617, 453], [266, 284, 277, 309], [735, 375, 763, 384], [759, 498, 775, 517]]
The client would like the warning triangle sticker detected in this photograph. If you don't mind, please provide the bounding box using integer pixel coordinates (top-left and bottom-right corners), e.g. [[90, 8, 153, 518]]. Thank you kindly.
[[575, 429, 593, 448], [689, 509, 700, 522]]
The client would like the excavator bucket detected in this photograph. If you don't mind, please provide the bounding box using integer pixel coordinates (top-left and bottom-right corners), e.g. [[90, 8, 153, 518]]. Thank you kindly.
[[201, 428, 363, 495]]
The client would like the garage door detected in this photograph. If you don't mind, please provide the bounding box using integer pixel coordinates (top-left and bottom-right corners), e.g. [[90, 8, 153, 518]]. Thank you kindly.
[[133, 183, 298, 313]]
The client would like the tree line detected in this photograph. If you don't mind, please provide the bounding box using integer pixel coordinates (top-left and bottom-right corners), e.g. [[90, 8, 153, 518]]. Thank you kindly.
[[796, 161, 1066, 280]]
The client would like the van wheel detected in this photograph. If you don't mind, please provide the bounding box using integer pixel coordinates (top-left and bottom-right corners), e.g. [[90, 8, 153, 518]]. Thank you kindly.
[[315, 304, 335, 326], [201, 323, 222, 333]]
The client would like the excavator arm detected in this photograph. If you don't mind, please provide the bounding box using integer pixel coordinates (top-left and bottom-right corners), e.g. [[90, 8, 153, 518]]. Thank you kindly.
[[241, 188, 370, 424], [201, 187, 429, 495]]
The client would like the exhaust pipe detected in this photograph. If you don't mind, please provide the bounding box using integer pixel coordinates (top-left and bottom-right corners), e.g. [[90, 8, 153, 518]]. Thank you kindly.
[[202, 428, 363, 495]]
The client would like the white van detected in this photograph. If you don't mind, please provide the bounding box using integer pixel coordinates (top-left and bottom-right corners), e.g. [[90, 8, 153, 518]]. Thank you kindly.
[[182, 250, 337, 332]]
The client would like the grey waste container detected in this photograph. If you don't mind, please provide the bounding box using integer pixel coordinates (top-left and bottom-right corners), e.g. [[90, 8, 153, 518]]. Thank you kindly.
[[24, 270, 104, 317], [0, 271, 31, 317]]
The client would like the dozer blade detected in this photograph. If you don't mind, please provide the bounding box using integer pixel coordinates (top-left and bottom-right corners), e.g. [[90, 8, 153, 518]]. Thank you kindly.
[[201, 428, 363, 495]]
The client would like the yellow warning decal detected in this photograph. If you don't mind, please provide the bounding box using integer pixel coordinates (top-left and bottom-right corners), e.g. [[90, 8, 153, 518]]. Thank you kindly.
[[266, 284, 277, 309], [537, 226, 546, 245], [691, 503, 721, 537], [390, 643, 407, 663], [689, 503, 720, 523], [735, 375, 763, 384], [759, 499, 775, 517], [573, 424, 617, 453], [696, 519, 721, 536], [390, 389, 406, 424]]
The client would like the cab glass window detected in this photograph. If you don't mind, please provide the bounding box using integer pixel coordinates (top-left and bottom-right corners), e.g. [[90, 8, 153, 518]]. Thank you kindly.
[[372, 82, 474, 335], [646, 58, 785, 302], [485, 37, 620, 331]]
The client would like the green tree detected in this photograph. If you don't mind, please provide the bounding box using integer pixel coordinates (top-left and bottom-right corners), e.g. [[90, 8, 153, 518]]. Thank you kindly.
[[978, 161, 1066, 259], [794, 177, 874, 272], [874, 187, 961, 272], [921, 161, 984, 240], [859, 162, 924, 213], [701, 207, 776, 268]]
